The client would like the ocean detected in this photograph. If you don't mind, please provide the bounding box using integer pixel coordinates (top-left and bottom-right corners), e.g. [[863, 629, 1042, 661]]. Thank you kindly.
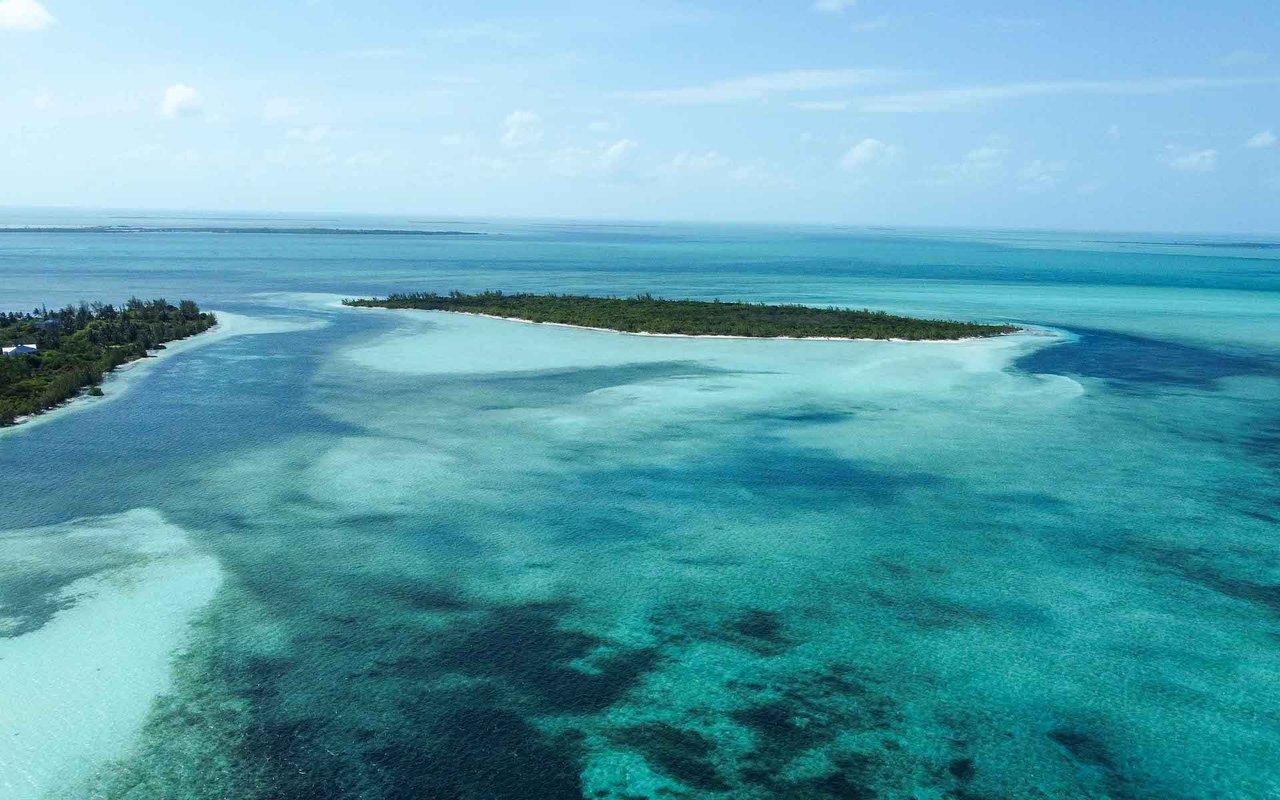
[[0, 212, 1277, 799]]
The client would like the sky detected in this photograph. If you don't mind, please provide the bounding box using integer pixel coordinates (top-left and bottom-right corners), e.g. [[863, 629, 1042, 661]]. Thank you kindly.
[[1, 0, 1278, 232]]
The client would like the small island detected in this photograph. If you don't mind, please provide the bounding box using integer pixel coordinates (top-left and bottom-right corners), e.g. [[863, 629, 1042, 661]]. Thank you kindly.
[[344, 291, 1018, 341], [1, 298, 217, 426]]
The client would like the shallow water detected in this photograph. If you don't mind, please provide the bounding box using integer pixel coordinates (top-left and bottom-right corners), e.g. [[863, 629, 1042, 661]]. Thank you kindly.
[[0, 215, 1278, 799]]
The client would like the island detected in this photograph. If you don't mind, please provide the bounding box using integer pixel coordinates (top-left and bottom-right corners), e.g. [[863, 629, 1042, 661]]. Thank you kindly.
[[343, 291, 1018, 341], [0, 298, 216, 426]]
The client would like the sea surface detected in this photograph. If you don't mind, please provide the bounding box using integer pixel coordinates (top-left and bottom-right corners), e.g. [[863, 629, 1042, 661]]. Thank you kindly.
[[0, 211, 1277, 799]]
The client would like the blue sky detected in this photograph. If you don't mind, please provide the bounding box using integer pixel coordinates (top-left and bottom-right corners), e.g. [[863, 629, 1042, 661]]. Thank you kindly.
[[1, 0, 1278, 231]]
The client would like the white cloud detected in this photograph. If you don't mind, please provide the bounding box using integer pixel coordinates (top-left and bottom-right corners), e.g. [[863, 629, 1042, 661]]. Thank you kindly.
[[600, 139, 638, 169], [587, 120, 614, 133], [1246, 130, 1277, 149], [621, 68, 897, 105], [935, 141, 1009, 184], [32, 92, 53, 110], [839, 138, 895, 171], [813, 0, 856, 12], [502, 110, 543, 149], [1017, 159, 1067, 189], [1161, 145, 1218, 173], [965, 145, 1006, 169], [160, 84, 202, 119], [550, 139, 639, 177], [656, 150, 784, 186], [0, 0, 54, 31], [440, 133, 467, 147], [857, 76, 1280, 113]]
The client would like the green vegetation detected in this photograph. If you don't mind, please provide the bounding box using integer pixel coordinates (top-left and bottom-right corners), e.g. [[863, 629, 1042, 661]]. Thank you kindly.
[[0, 298, 216, 426], [344, 291, 1018, 341]]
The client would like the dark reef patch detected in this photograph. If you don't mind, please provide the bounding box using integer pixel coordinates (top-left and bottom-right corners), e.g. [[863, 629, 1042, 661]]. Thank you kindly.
[[1045, 726, 1156, 800], [721, 608, 792, 655], [431, 602, 660, 714], [727, 666, 904, 796], [1017, 326, 1277, 388], [365, 706, 584, 800], [700, 443, 943, 506], [1135, 543, 1280, 616], [775, 754, 879, 800], [948, 757, 977, 782], [754, 407, 855, 425], [1049, 728, 1115, 770], [1241, 418, 1280, 472], [613, 722, 729, 792], [583, 437, 942, 514], [381, 581, 472, 612], [867, 590, 1001, 630]]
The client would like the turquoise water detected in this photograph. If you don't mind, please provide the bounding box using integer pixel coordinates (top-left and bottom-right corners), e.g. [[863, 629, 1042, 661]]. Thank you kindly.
[[0, 214, 1278, 799]]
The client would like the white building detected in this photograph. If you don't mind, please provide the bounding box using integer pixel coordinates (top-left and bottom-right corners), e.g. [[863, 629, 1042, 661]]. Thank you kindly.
[[1, 344, 38, 356]]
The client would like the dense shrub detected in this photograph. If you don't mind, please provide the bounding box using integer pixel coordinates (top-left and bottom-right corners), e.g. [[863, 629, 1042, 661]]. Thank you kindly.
[[0, 298, 216, 425], [344, 291, 1018, 341]]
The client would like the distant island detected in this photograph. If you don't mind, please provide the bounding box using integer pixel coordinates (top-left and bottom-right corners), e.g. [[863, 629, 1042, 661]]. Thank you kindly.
[[344, 291, 1019, 341], [0, 298, 216, 426], [0, 226, 481, 236]]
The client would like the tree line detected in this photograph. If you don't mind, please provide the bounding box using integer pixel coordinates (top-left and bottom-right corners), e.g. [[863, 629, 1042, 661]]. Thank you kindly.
[[344, 291, 1018, 341], [0, 298, 216, 426]]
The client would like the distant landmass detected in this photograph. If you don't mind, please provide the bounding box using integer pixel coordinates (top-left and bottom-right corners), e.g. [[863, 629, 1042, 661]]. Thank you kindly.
[[344, 291, 1019, 341], [0, 226, 482, 236]]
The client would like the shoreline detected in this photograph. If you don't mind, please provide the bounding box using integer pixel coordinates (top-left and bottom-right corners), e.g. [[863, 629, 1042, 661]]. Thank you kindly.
[[1, 319, 224, 434], [377, 308, 1035, 344], [1, 310, 331, 436]]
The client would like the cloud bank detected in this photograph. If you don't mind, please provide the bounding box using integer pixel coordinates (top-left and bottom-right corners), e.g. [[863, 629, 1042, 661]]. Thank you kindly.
[[0, 0, 54, 31], [160, 84, 202, 118]]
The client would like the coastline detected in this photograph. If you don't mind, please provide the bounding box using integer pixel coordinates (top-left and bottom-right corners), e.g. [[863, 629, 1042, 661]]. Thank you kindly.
[[1, 318, 223, 435], [0, 311, 320, 437], [373, 308, 1033, 344]]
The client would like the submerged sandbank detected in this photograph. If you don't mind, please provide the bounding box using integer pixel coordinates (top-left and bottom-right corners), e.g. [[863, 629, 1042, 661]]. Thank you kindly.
[[0, 509, 221, 800], [345, 306, 1060, 380]]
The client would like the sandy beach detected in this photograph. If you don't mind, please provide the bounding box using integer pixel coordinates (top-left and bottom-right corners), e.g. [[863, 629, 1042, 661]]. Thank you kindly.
[[371, 307, 1032, 344], [1, 311, 325, 437]]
